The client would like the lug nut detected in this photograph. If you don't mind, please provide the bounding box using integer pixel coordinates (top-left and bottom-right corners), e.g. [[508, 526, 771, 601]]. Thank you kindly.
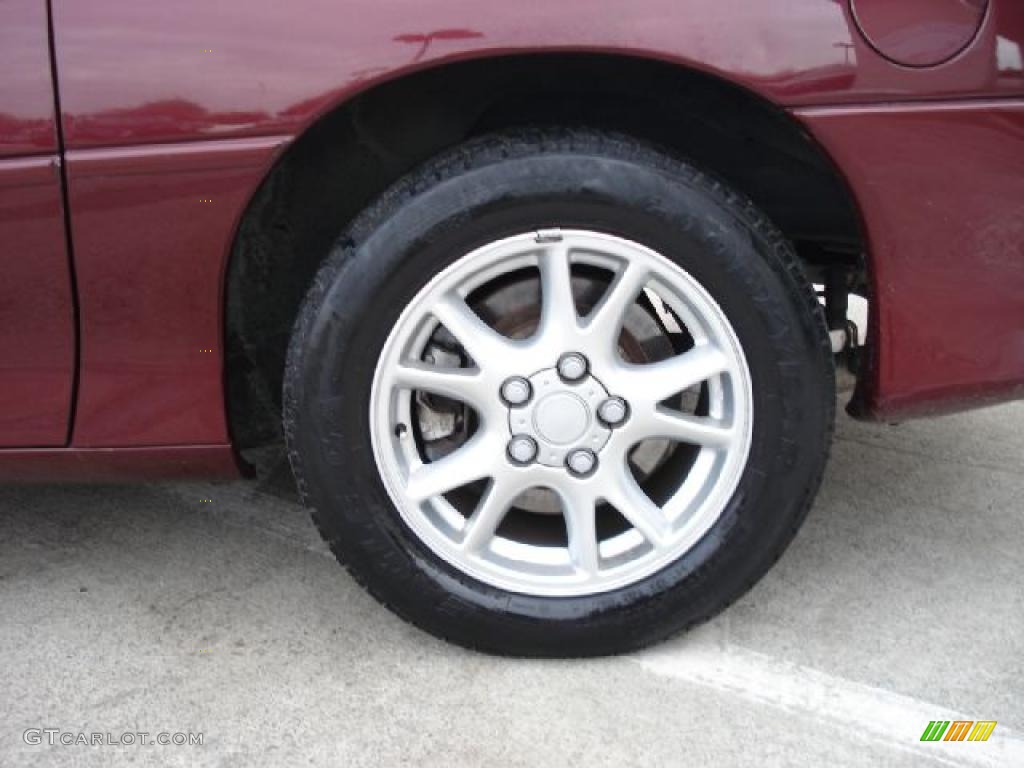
[[507, 435, 538, 465], [566, 448, 598, 477], [557, 352, 589, 382], [597, 397, 629, 427], [500, 376, 532, 407]]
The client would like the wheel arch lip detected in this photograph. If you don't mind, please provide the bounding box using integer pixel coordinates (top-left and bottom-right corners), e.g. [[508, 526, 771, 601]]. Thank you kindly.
[[268, 39, 832, 149]]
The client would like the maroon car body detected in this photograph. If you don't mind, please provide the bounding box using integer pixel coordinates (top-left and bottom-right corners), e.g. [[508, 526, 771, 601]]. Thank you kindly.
[[1, 0, 1022, 480]]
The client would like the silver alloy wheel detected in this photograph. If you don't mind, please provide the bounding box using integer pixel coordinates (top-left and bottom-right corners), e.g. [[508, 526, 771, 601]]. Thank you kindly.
[[370, 229, 753, 597]]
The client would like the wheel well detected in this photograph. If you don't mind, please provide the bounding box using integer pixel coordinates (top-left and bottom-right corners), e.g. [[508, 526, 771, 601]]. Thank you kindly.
[[225, 53, 865, 462]]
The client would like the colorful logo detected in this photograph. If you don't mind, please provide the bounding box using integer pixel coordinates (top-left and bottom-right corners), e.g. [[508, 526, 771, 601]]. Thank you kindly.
[[920, 721, 997, 742]]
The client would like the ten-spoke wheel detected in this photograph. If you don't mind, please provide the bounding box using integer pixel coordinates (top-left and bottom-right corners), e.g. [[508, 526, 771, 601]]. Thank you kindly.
[[371, 229, 753, 596]]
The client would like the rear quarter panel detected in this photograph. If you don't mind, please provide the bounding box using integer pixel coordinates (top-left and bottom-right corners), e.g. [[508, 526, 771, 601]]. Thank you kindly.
[[44, 0, 1024, 451]]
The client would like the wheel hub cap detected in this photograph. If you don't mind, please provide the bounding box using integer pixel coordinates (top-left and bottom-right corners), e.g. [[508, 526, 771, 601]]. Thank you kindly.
[[510, 368, 611, 467], [534, 392, 587, 444]]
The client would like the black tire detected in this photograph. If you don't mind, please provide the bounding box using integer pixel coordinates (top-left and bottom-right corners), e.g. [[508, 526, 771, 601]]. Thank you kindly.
[[284, 128, 834, 657]]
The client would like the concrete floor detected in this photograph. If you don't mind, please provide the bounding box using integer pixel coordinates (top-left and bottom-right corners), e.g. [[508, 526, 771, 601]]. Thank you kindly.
[[1, 397, 1022, 767]]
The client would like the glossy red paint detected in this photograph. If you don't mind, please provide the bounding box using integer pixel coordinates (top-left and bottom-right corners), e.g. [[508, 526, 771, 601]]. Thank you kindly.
[[797, 100, 1024, 418], [851, 0, 990, 68], [49, 0, 1024, 150], [0, 445, 240, 482], [0, 157, 75, 446], [0, 0, 57, 156], [0, 1, 73, 448], [0, 0, 1021, 478], [65, 136, 287, 447]]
